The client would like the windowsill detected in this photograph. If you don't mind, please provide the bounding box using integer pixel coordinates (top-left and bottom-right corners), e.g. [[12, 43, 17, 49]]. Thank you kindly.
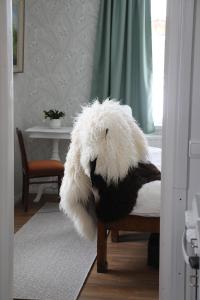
[[154, 125, 162, 134], [146, 125, 162, 148]]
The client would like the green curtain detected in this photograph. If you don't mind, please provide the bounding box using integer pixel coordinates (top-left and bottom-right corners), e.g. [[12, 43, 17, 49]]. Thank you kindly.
[[91, 0, 154, 133]]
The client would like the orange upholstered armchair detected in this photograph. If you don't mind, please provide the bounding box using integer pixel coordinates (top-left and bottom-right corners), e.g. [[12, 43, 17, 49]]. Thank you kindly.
[[16, 128, 64, 211]]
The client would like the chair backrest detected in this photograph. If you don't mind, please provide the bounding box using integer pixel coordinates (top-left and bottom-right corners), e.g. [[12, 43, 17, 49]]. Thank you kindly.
[[16, 128, 29, 175]]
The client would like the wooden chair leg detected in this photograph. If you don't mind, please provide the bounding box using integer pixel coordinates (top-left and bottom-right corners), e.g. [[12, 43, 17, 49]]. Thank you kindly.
[[23, 177, 29, 212], [22, 174, 26, 204], [97, 221, 108, 273], [111, 229, 119, 242], [58, 175, 61, 196]]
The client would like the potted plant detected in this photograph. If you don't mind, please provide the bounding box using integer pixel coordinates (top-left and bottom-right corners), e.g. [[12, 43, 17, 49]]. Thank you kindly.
[[43, 109, 65, 128]]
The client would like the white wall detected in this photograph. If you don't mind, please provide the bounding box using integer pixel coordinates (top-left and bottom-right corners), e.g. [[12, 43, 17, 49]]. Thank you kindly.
[[14, 0, 100, 201]]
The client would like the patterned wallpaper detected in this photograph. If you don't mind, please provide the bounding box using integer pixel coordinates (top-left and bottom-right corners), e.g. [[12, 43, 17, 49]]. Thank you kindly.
[[14, 0, 100, 200]]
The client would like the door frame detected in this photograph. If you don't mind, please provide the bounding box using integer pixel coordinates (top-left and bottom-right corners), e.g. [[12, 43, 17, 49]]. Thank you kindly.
[[0, 0, 14, 299], [160, 0, 195, 299], [0, 0, 196, 299]]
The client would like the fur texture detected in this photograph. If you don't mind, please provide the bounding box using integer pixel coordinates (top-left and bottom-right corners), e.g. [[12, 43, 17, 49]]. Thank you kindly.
[[90, 159, 161, 222], [60, 99, 150, 240]]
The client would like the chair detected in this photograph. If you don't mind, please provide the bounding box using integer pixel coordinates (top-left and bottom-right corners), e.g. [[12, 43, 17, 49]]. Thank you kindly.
[[96, 146, 161, 273], [97, 215, 160, 273], [16, 128, 64, 211]]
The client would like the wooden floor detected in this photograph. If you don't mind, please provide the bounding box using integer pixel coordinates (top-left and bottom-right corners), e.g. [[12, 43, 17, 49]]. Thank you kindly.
[[15, 195, 159, 300]]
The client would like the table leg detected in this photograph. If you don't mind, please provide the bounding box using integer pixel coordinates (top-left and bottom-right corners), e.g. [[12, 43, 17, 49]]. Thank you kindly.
[[51, 139, 61, 161], [33, 183, 49, 203]]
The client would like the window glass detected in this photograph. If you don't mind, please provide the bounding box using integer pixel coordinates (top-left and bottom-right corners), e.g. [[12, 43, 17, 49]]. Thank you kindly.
[[151, 0, 167, 126]]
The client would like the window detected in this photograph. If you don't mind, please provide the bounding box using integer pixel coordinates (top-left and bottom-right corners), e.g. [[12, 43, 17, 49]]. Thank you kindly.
[[151, 0, 167, 126]]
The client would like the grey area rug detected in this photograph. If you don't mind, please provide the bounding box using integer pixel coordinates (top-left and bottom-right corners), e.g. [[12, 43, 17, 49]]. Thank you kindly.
[[14, 203, 96, 300]]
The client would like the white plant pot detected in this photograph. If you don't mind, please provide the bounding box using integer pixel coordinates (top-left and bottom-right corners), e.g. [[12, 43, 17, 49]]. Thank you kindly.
[[49, 119, 62, 129]]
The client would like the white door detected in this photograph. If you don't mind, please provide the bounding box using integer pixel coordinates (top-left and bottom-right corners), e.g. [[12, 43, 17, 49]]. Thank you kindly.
[[160, 0, 196, 299], [186, 0, 200, 299]]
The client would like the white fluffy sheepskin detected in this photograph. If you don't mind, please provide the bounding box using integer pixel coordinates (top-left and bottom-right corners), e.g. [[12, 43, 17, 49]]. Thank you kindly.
[[60, 99, 149, 240]]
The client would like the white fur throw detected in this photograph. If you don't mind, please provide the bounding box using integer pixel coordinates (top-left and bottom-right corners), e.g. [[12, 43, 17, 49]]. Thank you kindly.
[[60, 99, 149, 240]]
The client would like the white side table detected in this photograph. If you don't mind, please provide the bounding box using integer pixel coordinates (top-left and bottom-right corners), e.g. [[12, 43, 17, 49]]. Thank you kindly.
[[25, 126, 72, 202], [26, 126, 72, 161]]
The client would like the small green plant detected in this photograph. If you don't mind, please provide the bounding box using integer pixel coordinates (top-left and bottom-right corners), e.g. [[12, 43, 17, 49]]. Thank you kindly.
[[43, 109, 65, 120]]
